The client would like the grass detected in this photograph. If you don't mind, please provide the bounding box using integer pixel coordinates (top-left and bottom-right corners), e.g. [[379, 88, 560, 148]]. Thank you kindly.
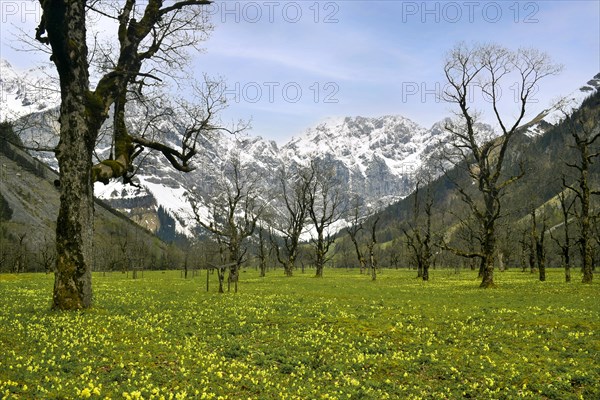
[[0, 268, 598, 399]]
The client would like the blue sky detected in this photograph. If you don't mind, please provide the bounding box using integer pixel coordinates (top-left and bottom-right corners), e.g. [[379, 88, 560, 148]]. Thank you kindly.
[[1, 1, 599, 143]]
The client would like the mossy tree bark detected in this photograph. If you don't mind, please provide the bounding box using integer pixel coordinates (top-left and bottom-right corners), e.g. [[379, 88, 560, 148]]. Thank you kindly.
[[37, 0, 97, 309], [347, 225, 366, 274]]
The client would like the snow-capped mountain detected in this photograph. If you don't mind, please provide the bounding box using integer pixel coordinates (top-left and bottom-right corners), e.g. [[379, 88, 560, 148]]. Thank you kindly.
[[281, 115, 445, 204], [521, 73, 600, 137], [2, 58, 598, 240], [90, 113, 444, 239], [0, 59, 59, 120]]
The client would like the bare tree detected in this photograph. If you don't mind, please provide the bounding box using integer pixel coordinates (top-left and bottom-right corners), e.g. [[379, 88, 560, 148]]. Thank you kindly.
[[116, 231, 131, 275], [306, 160, 344, 278], [345, 195, 381, 279], [12, 233, 29, 273], [387, 239, 402, 270], [529, 207, 548, 282], [32, 0, 244, 309], [37, 235, 57, 274], [190, 155, 262, 293], [272, 165, 314, 277], [441, 42, 561, 288], [404, 182, 434, 281], [365, 215, 380, 281], [335, 239, 355, 270], [346, 196, 367, 274], [562, 106, 600, 283], [209, 228, 229, 294], [551, 188, 575, 282], [256, 226, 271, 278]]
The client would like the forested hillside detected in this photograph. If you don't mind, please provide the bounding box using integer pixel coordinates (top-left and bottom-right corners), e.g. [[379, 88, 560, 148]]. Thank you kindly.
[[0, 123, 172, 273]]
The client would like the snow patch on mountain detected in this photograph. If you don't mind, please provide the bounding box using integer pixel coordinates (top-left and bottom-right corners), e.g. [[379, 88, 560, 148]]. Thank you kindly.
[[282, 115, 431, 193], [0, 59, 59, 120], [521, 75, 600, 137]]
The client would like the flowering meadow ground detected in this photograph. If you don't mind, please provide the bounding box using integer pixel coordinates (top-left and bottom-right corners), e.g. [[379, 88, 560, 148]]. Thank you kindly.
[[0, 268, 598, 399]]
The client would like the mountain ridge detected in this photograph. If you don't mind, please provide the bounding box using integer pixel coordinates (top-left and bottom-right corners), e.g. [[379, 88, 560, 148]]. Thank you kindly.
[[1, 57, 598, 240], [0, 130, 169, 272]]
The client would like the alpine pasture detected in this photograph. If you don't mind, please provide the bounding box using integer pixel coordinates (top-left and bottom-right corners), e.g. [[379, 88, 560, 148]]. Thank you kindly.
[[0, 269, 598, 399]]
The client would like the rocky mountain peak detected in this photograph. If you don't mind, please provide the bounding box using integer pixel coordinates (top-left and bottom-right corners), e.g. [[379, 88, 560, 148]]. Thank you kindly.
[[4, 57, 598, 240]]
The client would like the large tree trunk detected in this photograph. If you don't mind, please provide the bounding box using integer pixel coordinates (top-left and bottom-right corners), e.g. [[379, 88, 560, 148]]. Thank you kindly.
[[284, 256, 294, 277], [480, 231, 496, 288], [422, 265, 429, 281], [479, 256, 495, 288], [54, 131, 95, 309], [315, 266, 323, 278], [479, 196, 497, 288], [40, 0, 97, 309], [416, 261, 423, 278]]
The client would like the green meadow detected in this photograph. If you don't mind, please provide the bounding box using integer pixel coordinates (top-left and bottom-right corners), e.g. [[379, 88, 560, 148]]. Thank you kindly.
[[0, 269, 598, 399]]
